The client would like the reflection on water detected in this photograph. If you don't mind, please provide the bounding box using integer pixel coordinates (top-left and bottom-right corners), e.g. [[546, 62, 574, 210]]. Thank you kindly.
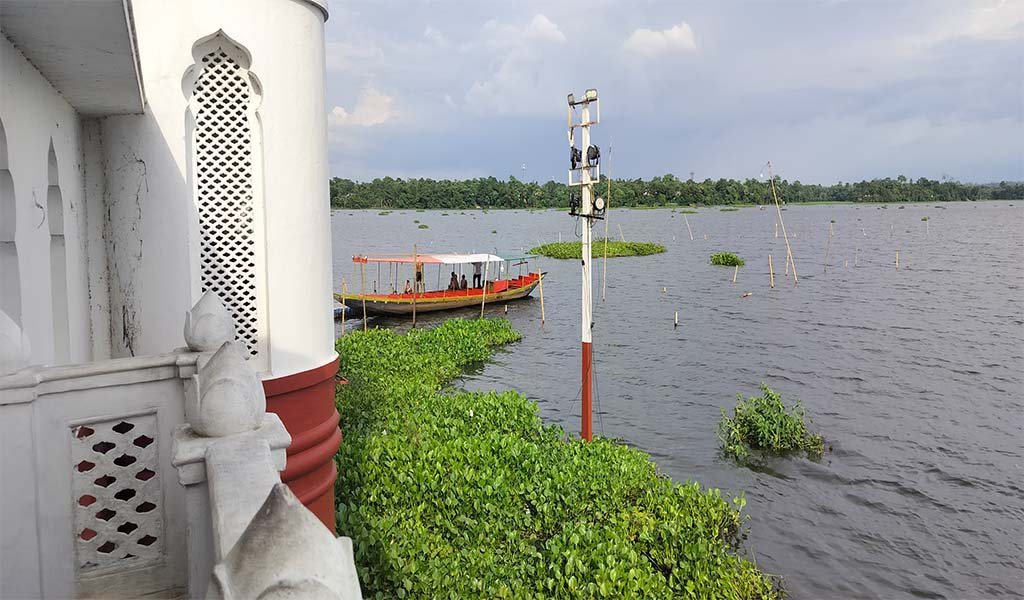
[[332, 202, 1024, 599]]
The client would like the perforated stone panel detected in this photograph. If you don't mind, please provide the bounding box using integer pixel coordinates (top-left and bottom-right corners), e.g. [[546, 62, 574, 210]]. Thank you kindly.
[[71, 414, 163, 571], [193, 48, 259, 357]]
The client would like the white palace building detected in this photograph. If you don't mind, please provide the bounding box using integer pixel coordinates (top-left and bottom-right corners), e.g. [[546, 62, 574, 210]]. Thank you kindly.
[[1, 0, 361, 597]]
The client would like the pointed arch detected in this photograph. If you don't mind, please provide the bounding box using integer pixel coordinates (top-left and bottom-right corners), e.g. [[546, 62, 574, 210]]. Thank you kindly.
[[48, 139, 70, 363], [0, 118, 22, 324], [182, 31, 267, 364]]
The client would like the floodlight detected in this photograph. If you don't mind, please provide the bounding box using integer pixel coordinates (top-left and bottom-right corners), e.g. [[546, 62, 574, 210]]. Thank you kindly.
[[567, 93, 576, 106], [584, 88, 598, 101], [594, 197, 606, 212]]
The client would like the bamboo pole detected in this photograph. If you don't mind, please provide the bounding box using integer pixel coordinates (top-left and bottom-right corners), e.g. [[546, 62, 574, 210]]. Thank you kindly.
[[602, 156, 612, 302], [775, 222, 779, 238], [855, 247, 859, 267], [359, 261, 368, 332], [732, 265, 739, 283], [769, 254, 775, 288], [767, 162, 798, 283], [340, 278, 347, 335], [896, 250, 900, 270], [479, 261, 489, 318], [674, 311, 679, 327], [538, 271, 546, 324], [684, 215, 694, 241], [618, 223, 626, 242], [704, 232, 708, 241], [823, 223, 832, 272], [412, 244, 418, 327]]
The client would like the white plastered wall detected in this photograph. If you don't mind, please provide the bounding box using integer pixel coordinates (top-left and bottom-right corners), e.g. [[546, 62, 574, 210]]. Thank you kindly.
[[0, 35, 92, 366], [100, 0, 335, 379]]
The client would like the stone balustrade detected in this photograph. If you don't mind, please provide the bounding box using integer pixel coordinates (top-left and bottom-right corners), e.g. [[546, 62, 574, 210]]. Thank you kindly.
[[0, 294, 361, 599]]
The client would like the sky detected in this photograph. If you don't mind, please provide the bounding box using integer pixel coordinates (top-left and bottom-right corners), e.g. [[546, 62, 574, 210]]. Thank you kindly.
[[323, 1, 1023, 184]]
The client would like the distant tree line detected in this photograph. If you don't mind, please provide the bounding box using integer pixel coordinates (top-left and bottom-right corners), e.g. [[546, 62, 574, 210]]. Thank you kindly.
[[329, 175, 1024, 209]]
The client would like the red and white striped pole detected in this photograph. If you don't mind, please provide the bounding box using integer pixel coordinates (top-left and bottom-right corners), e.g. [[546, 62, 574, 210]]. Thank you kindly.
[[569, 89, 599, 441]]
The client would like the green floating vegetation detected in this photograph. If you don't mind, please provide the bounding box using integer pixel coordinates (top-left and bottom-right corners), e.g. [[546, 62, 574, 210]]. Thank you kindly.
[[335, 320, 778, 599], [717, 384, 824, 461], [491, 229, 497, 234], [378, 211, 391, 216], [418, 224, 429, 229], [921, 216, 929, 221], [720, 207, 740, 212], [679, 209, 697, 214], [413, 219, 420, 224], [530, 239, 666, 259], [710, 252, 745, 267]]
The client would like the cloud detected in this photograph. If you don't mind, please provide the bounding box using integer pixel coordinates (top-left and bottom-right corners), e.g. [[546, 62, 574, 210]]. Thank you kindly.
[[524, 14, 566, 43], [329, 86, 395, 128], [423, 26, 447, 46], [623, 21, 697, 58]]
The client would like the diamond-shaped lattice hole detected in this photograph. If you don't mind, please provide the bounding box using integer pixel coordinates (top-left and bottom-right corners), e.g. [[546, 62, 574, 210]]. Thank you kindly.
[[132, 435, 154, 448], [95, 474, 116, 488], [113, 454, 137, 467], [96, 541, 116, 554], [96, 508, 116, 521], [135, 469, 155, 481], [117, 522, 138, 535], [76, 426, 95, 439], [76, 460, 95, 472], [136, 502, 156, 513], [114, 488, 137, 501], [112, 421, 134, 434], [78, 495, 96, 507], [80, 528, 97, 541], [137, 535, 157, 547], [92, 441, 116, 454]]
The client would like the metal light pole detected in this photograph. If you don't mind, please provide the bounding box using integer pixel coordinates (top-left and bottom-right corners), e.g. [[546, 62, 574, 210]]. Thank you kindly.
[[567, 89, 602, 441]]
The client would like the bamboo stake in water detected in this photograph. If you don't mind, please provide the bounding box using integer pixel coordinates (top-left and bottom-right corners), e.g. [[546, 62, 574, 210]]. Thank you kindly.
[[602, 158, 612, 302], [769, 254, 775, 288], [685, 215, 694, 241], [538, 271, 546, 324], [855, 247, 859, 267], [360, 261, 368, 332], [674, 311, 679, 327], [896, 250, 900, 270], [767, 162, 798, 283], [704, 232, 708, 241], [618, 223, 626, 242], [775, 222, 779, 238], [732, 265, 739, 283], [479, 261, 489, 318], [823, 223, 833, 272], [340, 278, 347, 335]]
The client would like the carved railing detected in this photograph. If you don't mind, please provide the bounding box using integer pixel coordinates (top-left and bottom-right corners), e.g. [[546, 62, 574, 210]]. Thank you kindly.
[[0, 295, 361, 599]]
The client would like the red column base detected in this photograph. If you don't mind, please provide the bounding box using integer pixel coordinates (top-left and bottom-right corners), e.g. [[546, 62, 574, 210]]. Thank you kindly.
[[263, 358, 341, 532]]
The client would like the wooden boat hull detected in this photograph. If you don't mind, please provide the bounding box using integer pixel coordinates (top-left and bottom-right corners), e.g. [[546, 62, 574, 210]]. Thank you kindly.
[[336, 279, 539, 317]]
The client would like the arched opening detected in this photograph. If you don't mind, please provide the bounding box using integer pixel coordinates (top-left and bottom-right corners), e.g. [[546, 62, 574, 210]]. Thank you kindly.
[[0, 118, 21, 325], [183, 31, 266, 362], [48, 139, 70, 363]]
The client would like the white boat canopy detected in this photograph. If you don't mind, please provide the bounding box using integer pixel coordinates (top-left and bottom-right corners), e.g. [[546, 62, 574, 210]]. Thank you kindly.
[[353, 253, 508, 265]]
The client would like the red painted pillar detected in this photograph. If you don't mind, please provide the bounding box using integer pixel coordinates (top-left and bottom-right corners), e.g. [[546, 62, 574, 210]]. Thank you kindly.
[[582, 341, 593, 441], [262, 358, 340, 532]]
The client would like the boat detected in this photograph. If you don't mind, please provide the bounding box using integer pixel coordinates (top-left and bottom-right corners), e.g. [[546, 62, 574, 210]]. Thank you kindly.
[[336, 252, 543, 317]]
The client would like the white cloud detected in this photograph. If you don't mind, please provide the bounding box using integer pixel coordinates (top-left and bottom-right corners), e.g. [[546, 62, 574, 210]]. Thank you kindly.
[[423, 26, 448, 46], [329, 86, 395, 128], [623, 22, 697, 58], [524, 14, 566, 43]]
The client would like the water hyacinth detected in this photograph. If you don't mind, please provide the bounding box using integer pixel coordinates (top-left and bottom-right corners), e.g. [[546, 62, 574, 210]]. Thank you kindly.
[[335, 319, 779, 598], [530, 239, 666, 259], [718, 383, 824, 461]]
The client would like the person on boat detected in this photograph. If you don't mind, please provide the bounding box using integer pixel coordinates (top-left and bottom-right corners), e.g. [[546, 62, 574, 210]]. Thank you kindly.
[[403, 279, 413, 294], [415, 264, 424, 293], [472, 262, 482, 288], [460, 274, 468, 290], [447, 271, 459, 291]]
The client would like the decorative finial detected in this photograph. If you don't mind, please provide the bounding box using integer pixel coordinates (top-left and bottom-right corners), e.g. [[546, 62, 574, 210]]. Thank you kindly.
[[192, 341, 265, 437], [0, 309, 31, 376], [208, 484, 362, 600], [184, 291, 236, 352]]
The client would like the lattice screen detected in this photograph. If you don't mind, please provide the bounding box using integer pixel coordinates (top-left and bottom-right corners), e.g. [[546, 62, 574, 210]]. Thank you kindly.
[[71, 414, 163, 571], [192, 48, 260, 356]]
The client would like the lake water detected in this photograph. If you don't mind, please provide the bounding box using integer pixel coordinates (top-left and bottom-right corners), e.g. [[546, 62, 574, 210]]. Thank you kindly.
[[331, 202, 1023, 600]]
